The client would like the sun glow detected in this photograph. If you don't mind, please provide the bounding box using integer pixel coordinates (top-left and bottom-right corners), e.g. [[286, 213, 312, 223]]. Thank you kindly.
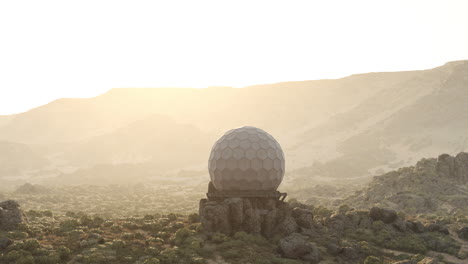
[[1, 0, 467, 114]]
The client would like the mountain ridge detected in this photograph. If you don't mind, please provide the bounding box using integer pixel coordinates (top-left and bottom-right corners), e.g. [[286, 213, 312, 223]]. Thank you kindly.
[[0, 60, 467, 181]]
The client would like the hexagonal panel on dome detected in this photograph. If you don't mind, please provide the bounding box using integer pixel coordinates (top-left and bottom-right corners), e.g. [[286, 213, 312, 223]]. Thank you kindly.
[[208, 126, 285, 191]]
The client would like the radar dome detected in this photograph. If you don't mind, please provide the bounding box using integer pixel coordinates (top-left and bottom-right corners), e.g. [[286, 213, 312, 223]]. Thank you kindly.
[[208, 126, 285, 191]]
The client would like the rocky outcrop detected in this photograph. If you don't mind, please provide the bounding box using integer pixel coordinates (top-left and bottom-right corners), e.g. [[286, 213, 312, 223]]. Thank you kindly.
[[342, 152, 468, 214], [278, 233, 320, 263], [0, 200, 27, 230], [199, 197, 310, 238], [437, 152, 468, 183]]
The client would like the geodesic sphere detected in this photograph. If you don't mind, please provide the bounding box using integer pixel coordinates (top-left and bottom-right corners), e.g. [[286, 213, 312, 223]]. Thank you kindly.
[[208, 126, 285, 191]]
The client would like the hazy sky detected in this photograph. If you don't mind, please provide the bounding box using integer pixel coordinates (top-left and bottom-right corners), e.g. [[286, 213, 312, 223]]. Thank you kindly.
[[1, 0, 467, 115]]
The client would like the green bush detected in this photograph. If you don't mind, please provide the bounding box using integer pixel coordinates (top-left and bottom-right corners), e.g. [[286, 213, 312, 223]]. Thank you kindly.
[[22, 239, 40, 251], [233, 231, 268, 246], [385, 234, 428, 254], [59, 219, 80, 232], [57, 246, 71, 261], [221, 249, 241, 259], [364, 256, 382, 264], [211, 233, 229, 244], [188, 213, 199, 223]]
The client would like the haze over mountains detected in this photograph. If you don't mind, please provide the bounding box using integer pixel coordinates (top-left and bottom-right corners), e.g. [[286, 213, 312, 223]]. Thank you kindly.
[[0, 60, 467, 184]]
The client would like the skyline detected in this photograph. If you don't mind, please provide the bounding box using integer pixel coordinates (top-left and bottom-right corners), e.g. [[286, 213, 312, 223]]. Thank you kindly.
[[1, 0, 468, 115]]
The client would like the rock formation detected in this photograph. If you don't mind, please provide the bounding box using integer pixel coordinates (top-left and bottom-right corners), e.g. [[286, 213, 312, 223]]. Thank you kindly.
[[342, 152, 468, 214], [437, 152, 468, 183], [0, 200, 27, 230], [199, 196, 312, 238]]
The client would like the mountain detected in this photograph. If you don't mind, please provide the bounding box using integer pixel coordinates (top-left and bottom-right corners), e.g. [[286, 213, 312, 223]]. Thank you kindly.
[[0, 60, 467, 182], [63, 114, 214, 168], [0, 141, 48, 177], [341, 152, 468, 215]]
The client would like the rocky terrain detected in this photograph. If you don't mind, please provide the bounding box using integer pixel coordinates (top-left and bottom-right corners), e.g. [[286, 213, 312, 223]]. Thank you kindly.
[[0, 197, 466, 264], [341, 152, 468, 216]]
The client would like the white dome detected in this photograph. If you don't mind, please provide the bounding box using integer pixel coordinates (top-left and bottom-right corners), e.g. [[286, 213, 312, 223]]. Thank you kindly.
[[208, 126, 285, 191]]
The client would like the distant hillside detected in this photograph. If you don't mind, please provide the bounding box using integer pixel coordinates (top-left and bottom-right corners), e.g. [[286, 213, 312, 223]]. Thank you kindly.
[[0, 141, 48, 177], [0, 60, 467, 181], [64, 114, 214, 168], [341, 152, 468, 215]]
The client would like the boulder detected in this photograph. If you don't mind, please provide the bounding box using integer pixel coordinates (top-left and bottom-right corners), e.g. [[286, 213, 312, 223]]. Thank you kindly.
[[326, 243, 340, 256], [326, 213, 346, 234], [275, 216, 299, 236], [292, 207, 313, 229], [0, 200, 27, 230], [0, 237, 12, 249], [278, 233, 320, 262], [345, 210, 372, 229], [458, 226, 468, 240], [340, 247, 358, 260], [406, 221, 426, 233], [392, 218, 407, 232], [426, 223, 449, 235], [369, 207, 397, 223]]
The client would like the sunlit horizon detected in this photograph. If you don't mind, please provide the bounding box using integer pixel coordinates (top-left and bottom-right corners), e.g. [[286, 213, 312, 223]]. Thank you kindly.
[[1, 0, 468, 115]]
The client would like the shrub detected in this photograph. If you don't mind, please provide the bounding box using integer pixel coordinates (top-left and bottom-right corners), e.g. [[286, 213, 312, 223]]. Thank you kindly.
[[167, 213, 177, 221], [174, 228, 192, 246], [364, 256, 382, 264], [188, 213, 199, 223], [22, 239, 40, 251], [233, 231, 268, 246], [221, 249, 241, 259], [57, 246, 71, 261], [144, 258, 161, 264], [59, 219, 80, 232], [338, 204, 351, 214], [211, 232, 229, 244]]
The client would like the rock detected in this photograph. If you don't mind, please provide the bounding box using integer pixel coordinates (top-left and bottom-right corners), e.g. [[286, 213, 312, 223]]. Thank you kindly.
[[0, 200, 27, 230], [200, 197, 296, 237], [278, 233, 320, 262], [300, 227, 319, 238], [454, 152, 468, 183], [436, 154, 455, 178], [326, 213, 346, 234], [426, 223, 449, 235], [292, 207, 313, 229], [326, 243, 340, 256], [392, 218, 407, 232], [345, 210, 372, 229], [275, 216, 299, 236], [417, 257, 439, 264], [302, 242, 320, 263], [458, 226, 468, 240], [406, 221, 426, 233], [340, 246, 358, 260], [0, 237, 12, 249], [369, 207, 397, 223]]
